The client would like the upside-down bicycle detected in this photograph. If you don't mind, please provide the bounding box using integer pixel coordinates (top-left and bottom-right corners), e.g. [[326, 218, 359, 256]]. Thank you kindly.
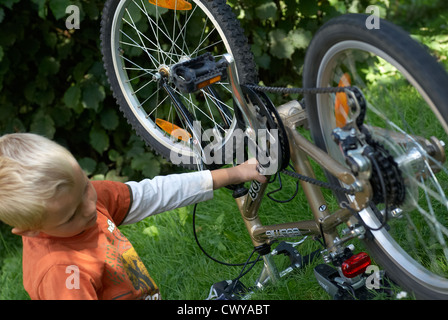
[[100, 0, 448, 299]]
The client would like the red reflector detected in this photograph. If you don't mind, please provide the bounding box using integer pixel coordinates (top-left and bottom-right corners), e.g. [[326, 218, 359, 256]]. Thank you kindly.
[[341, 252, 371, 278]]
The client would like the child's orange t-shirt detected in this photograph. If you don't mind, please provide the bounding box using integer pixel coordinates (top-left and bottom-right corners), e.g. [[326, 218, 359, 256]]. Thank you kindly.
[[21, 180, 160, 300]]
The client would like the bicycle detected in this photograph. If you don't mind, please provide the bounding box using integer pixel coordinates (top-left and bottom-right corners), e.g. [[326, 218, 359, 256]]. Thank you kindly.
[[100, 0, 448, 299]]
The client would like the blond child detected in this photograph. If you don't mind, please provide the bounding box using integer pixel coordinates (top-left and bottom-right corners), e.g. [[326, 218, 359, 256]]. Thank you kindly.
[[0, 133, 266, 300]]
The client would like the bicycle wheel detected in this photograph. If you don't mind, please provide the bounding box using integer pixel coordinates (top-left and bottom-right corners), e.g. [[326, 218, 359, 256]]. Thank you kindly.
[[101, 0, 257, 170], [303, 14, 448, 299]]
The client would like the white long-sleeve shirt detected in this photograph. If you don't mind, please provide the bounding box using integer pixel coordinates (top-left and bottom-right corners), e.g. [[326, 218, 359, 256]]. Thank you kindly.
[[121, 170, 214, 225]]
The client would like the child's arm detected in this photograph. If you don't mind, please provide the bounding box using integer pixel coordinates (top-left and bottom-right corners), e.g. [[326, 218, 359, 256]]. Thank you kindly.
[[121, 159, 267, 225], [210, 159, 267, 190]]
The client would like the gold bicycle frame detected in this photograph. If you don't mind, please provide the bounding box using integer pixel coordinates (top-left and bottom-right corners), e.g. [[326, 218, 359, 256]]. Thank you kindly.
[[233, 100, 372, 253], [224, 54, 373, 261]]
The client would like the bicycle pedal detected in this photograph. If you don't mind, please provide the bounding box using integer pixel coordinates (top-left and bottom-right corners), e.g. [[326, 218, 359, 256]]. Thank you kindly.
[[171, 53, 228, 94]]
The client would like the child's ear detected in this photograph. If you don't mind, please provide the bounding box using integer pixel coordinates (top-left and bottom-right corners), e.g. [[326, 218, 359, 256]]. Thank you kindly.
[[11, 228, 40, 237]]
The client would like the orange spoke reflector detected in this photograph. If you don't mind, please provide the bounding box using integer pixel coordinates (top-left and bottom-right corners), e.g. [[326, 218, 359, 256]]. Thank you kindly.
[[197, 75, 221, 90], [148, 0, 192, 10], [156, 118, 192, 141], [334, 73, 351, 128]]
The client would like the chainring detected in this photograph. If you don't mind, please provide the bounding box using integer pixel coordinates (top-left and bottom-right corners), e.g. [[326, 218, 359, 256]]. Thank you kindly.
[[238, 85, 290, 174]]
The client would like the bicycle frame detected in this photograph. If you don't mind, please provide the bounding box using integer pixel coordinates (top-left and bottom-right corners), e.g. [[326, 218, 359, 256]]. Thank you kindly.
[[235, 111, 372, 244], [225, 54, 374, 287]]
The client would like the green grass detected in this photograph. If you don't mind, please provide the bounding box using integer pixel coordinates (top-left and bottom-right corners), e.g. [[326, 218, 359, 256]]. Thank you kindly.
[[0, 224, 29, 299]]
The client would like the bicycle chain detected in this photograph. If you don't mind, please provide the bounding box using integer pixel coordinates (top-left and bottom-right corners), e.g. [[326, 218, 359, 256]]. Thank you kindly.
[[281, 169, 355, 195], [246, 83, 356, 196], [246, 84, 354, 95]]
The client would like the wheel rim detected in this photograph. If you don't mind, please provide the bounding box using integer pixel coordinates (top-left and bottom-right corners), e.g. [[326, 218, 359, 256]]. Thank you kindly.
[[316, 40, 448, 292], [110, 0, 241, 168]]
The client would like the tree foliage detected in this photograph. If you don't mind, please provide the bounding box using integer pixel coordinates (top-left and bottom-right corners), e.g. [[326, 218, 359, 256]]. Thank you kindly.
[[0, 0, 447, 181]]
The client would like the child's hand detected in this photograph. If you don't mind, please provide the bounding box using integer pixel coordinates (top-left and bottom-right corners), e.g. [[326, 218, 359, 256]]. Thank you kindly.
[[210, 158, 267, 190], [235, 159, 268, 184]]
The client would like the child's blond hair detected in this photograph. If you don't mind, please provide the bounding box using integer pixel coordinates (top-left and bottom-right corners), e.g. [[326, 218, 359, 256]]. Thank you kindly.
[[0, 133, 77, 230]]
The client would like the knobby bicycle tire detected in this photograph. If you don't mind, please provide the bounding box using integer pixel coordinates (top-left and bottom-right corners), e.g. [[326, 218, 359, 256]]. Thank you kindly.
[[304, 14, 448, 299], [101, 0, 257, 170]]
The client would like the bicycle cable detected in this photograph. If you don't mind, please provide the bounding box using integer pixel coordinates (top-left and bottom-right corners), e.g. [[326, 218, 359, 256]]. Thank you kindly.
[[266, 164, 300, 203], [192, 203, 262, 267]]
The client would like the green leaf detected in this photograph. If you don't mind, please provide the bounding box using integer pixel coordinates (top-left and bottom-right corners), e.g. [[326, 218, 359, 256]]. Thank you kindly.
[[177, 207, 190, 226], [131, 152, 160, 178], [100, 108, 119, 130], [89, 126, 109, 154], [269, 29, 295, 59], [255, 1, 277, 20], [49, 0, 72, 20], [216, 242, 227, 252], [82, 83, 105, 112], [105, 170, 128, 183], [73, 60, 93, 82], [1, 118, 25, 135], [108, 149, 121, 162], [143, 225, 160, 238], [78, 157, 97, 175], [30, 111, 56, 139], [289, 29, 312, 50], [63, 85, 81, 109]]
